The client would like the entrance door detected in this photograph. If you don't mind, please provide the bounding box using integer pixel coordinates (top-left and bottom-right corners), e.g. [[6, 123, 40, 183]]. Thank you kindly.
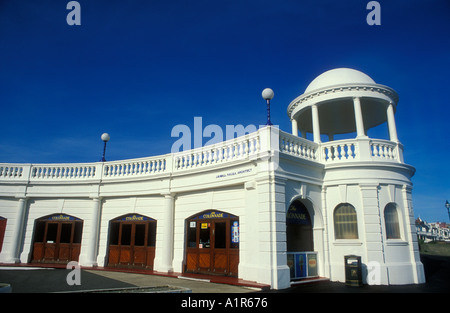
[[185, 211, 239, 277], [31, 214, 83, 264], [286, 200, 316, 279], [107, 214, 156, 269]]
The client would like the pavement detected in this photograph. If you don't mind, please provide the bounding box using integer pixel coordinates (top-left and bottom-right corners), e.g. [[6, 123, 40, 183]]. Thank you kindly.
[[0, 254, 448, 294], [0, 267, 257, 293]]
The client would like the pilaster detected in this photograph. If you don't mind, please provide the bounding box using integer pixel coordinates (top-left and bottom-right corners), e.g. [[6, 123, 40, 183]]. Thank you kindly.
[[7, 197, 28, 263], [359, 183, 388, 284]]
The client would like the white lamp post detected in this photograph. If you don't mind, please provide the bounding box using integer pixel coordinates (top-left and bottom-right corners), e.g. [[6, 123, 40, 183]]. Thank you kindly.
[[262, 88, 274, 126], [101, 133, 110, 162]]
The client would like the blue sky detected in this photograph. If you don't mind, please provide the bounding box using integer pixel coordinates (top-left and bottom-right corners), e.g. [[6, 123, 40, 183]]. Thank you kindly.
[[0, 0, 449, 222]]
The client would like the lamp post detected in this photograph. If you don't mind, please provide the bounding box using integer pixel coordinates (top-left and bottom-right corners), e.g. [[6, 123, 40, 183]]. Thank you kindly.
[[445, 200, 450, 221], [101, 133, 110, 162], [262, 88, 274, 126]]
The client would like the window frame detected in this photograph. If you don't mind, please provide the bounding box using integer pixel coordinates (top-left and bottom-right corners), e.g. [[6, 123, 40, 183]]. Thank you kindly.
[[384, 203, 402, 240], [333, 203, 359, 240]]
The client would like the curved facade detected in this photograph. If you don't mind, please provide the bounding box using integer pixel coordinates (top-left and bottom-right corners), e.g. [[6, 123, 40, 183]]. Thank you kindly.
[[0, 68, 425, 289]]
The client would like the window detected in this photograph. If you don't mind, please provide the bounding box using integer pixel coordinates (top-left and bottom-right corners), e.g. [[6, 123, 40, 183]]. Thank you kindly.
[[384, 203, 401, 239], [334, 203, 358, 239]]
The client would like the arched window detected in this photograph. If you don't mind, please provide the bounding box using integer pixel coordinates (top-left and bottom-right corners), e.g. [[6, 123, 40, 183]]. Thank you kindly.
[[384, 203, 401, 239], [334, 203, 358, 239]]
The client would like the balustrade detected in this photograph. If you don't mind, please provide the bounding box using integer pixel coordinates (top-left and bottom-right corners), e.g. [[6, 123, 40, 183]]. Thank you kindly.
[[0, 128, 405, 184], [0, 166, 23, 178], [321, 140, 358, 162], [279, 132, 318, 160], [31, 164, 97, 179], [174, 132, 261, 171], [103, 157, 166, 178]]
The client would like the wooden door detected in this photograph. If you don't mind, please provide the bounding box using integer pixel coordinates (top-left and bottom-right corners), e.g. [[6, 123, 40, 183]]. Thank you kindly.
[[107, 215, 156, 269], [31, 215, 83, 264], [185, 211, 239, 277]]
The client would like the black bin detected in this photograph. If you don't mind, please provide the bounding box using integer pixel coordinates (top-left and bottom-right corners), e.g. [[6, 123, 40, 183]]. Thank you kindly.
[[344, 255, 362, 287]]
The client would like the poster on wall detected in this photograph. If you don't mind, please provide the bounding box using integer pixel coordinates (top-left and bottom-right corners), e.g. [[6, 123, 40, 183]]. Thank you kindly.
[[231, 221, 239, 243]]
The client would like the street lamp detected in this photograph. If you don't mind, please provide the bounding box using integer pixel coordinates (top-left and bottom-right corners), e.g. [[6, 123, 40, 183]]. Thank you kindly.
[[445, 200, 450, 221], [101, 133, 110, 162], [262, 88, 274, 126]]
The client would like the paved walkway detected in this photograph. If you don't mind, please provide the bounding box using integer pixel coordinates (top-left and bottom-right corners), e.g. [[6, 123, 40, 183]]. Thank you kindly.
[[0, 266, 260, 293], [1, 254, 449, 293]]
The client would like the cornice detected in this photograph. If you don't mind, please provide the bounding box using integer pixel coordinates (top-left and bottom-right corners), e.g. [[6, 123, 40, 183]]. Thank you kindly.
[[287, 83, 399, 117]]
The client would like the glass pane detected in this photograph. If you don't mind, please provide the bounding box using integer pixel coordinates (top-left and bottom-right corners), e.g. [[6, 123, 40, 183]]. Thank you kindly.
[[334, 204, 358, 239], [109, 222, 120, 245], [73, 222, 83, 244], [60, 223, 72, 243], [385, 204, 401, 239], [187, 221, 197, 248], [135, 224, 146, 246], [199, 223, 210, 248], [215, 222, 226, 249], [34, 221, 46, 243], [121, 224, 132, 245], [46, 223, 58, 243], [148, 222, 157, 247]]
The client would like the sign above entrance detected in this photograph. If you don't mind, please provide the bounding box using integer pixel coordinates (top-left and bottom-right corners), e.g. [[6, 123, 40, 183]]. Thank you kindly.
[[114, 214, 154, 222], [286, 202, 311, 225], [41, 214, 81, 221], [192, 211, 238, 220]]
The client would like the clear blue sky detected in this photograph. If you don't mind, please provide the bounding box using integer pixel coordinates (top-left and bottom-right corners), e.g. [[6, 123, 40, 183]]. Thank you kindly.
[[0, 0, 449, 222]]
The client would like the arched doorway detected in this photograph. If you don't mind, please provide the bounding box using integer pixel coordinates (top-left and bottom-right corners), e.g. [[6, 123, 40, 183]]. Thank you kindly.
[[107, 214, 157, 269], [286, 200, 317, 279], [185, 210, 239, 277], [31, 214, 83, 264], [286, 200, 313, 252]]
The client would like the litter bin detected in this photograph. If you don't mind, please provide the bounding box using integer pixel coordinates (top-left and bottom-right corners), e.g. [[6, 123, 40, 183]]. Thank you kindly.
[[344, 255, 362, 287]]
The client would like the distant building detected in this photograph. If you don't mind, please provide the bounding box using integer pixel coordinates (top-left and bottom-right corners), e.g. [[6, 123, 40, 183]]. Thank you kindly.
[[416, 218, 450, 242], [0, 68, 425, 289]]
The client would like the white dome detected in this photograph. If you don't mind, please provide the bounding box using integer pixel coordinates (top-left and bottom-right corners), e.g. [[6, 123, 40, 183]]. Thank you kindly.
[[305, 68, 376, 93]]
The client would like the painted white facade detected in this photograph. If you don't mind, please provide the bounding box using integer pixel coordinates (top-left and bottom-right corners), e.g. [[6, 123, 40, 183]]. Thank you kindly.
[[0, 68, 425, 289]]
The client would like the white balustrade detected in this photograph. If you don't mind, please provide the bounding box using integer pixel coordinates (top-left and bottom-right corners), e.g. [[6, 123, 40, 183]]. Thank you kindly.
[[279, 131, 318, 160], [31, 164, 97, 179], [103, 156, 167, 178], [321, 139, 358, 162], [174, 132, 261, 171], [0, 128, 405, 183], [0, 165, 24, 179], [370, 139, 397, 161]]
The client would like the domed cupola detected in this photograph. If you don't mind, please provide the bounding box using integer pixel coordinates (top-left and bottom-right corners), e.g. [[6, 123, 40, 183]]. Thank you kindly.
[[287, 68, 399, 143]]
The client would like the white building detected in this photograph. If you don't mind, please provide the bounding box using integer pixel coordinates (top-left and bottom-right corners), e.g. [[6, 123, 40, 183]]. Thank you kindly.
[[416, 218, 450, 242], [0, 68, 425, 289]]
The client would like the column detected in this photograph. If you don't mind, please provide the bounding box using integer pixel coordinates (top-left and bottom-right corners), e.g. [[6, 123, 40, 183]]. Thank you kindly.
[[386, 102, 399, 142], [311, 104, 321, 143], [160, 193, 175, 272], [8, 197, 28, 263], [353, 97, 366, 138], [86, 197, 102, 267], [291, 119, 298, 137]]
